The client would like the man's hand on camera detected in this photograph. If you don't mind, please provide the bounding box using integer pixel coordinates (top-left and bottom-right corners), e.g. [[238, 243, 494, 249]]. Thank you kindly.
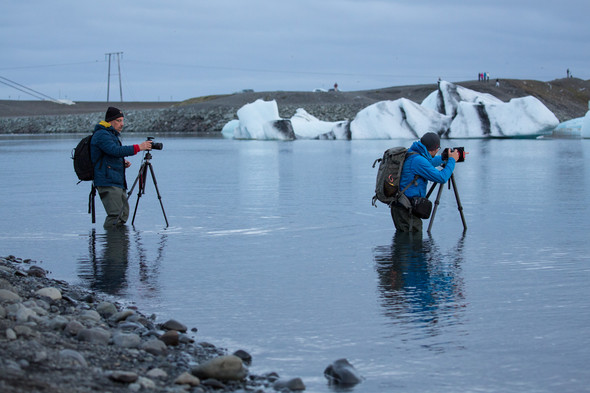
[[448, 149, 460, 162], [139, 140, 153, 151]]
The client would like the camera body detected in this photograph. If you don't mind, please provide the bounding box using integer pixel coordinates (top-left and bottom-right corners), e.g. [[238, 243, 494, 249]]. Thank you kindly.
[[442, 146, 465, 162], [147, 136, 163, 150]]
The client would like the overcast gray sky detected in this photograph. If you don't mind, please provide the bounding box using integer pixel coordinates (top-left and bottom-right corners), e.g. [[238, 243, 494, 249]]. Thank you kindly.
[[1, 0, 588, 102]]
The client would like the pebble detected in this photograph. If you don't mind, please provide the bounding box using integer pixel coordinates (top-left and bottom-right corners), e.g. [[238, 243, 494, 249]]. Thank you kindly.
[[160, 319, 188, 333], [191, 355, 248, 381], [109, 370, 139, 383], [112, 331, 141, 348], [0, 288, 21, 302], [141, 337, 167, 356], [273, 377, 306, 391], [77, 327, 111, 345], [174, 371, 201, 386], [159, 330, 180, 346], [35, 287, 62, 301]]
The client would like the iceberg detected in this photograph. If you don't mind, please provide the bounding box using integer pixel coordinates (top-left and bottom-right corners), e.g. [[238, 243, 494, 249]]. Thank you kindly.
[[233, 99, 295, 140], [223, 81, 560, 140], [582, 103, 590, 139], [350, 98, 451, 139], [290, 108, 349, 139]]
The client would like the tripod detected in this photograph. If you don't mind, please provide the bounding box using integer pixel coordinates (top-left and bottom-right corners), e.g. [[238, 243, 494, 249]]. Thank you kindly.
[[118, 151, 169, 227], [425, 173, 466, 233]]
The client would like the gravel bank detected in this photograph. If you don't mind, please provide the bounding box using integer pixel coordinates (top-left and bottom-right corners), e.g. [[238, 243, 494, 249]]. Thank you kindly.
[[0, 78, 588, 134], [0, 255, 307, 393]]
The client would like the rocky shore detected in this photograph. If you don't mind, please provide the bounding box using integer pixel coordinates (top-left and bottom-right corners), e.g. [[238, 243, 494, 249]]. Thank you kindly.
[[0, 255, 312, 393], [1, 78, 588, 135]]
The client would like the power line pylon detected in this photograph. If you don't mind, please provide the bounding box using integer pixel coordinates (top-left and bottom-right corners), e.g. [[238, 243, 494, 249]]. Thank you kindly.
[[105, 52, 123, 102]]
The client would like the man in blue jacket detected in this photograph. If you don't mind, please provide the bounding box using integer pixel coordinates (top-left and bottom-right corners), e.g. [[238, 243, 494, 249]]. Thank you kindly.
[[391, 132, 461, 232], [91, 107, 152, 228]]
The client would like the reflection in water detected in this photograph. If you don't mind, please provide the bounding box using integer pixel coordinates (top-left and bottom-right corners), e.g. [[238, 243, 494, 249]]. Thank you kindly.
[[77, 228, 166, 297], [373, 232, 466, 346]]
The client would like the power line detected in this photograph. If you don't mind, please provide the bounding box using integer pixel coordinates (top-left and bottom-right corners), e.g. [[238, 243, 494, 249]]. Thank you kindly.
[[0, 75, 59, 102], [0, 60, 102, 71]]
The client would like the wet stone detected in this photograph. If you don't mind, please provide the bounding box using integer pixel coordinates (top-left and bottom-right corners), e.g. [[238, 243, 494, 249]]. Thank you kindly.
[[160, 319, 187, 333]]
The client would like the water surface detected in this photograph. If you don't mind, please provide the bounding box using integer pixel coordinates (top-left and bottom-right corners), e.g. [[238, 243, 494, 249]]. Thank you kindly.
[[0, 135, 589, 392]]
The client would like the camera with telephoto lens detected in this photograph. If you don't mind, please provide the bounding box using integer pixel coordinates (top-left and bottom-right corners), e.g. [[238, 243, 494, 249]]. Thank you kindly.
[[442, 146, 465, 162], [147, 136, 163, 150]]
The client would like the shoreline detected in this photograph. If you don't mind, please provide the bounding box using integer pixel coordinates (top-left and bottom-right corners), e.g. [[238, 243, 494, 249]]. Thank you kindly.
[[1, 79, 589, 135], [0, 255, 300, 392]]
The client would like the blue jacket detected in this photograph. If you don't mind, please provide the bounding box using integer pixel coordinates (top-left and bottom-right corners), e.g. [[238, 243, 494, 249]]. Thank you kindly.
[[90, 121, 137, 189], [400, 140, 456, 198]]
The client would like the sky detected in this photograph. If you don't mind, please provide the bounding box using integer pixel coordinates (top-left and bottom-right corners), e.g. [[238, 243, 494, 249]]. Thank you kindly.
[[1, 0, 588, 103]]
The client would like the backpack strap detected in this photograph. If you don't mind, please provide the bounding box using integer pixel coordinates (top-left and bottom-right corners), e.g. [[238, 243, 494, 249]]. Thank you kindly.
[[391, 151, 419, 209], [88, 184, 96, 224]]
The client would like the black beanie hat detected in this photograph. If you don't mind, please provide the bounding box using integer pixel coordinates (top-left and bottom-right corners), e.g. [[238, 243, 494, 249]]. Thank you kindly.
[[105, 107, 124, 122], [420, 132, 440, 151]]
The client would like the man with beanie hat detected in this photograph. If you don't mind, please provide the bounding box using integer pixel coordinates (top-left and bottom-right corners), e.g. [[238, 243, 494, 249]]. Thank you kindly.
[[90, 107, 153, 228], [391, 132, 466, 232]]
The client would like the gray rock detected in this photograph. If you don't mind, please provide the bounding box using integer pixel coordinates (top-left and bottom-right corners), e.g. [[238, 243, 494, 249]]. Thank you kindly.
[[324, 358, 363, 386], [109, 370, 138, 383], [65, 320, 85, 336], [13, 324, 38, 338], [46, 315, 69, 330], [174, 371, 200, 386], [79, 310, 101, 323], [77, 327, 111, 345], [136, 376, 157, 390], [26, 265, 47, 277], [273, 377, 306, 391], [6, 327, 17, 340], [191, 355, 248, 381], [35, 287, 62, 301], [0, 304, 5, 318], [160, 319, 187, 333], [146, 367, 168, 379], [110, 310, 134, 323], [16, 306, 38, 323], [96, 301, 117, 317], [159, 330, 179, 346], [0, 277, 15, 291], [141, 338, 167, 356], [0, 288, 21, 302], [112, 332, 141, 348]]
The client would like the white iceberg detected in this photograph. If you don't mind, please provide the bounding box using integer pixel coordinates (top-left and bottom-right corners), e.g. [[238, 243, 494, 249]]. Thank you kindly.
[[350, 98, 451, 139], [223, 81, 560, 140], [582, 103, 590, 139]]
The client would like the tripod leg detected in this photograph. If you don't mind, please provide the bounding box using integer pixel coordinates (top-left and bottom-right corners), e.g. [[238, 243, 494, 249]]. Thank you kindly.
[[147, 162, 169, 227], [427, 182, 444, 234], [131, 163, 149, 226], [117, 161, 146, 225], [426, 181, 437, 199], [450, 174, 467, 231]]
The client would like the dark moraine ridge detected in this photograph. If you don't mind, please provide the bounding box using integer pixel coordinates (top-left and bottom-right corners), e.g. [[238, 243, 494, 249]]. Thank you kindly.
[[0, 78, 588, 134]]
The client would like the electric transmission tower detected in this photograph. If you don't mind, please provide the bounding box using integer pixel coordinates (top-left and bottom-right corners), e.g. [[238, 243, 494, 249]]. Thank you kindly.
[[105, 52, 123, 102]]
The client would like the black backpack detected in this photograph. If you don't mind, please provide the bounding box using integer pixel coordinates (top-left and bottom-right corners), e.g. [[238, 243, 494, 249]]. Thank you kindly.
[[371, 146, 417, 207], [71, 134, 97, 223], [72, 134, 94, 182]]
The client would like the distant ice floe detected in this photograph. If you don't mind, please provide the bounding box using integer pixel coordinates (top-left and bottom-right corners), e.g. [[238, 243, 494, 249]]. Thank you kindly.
[[223, 81, 560, 140]]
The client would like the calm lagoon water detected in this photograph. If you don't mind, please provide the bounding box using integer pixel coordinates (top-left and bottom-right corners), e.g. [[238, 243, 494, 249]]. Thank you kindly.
[[1, 134, 589, 392]]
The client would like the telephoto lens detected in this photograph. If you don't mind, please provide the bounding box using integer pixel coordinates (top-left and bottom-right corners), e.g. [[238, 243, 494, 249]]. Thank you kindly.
[[146, 137, 163, 150]]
